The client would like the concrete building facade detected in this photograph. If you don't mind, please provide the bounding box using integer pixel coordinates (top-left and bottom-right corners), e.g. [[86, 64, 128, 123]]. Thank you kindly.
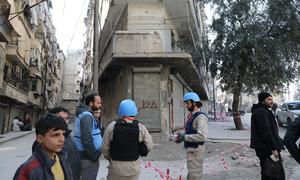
[[61, 50, 86, 118], [0, 0, 64, 134], [97, 0, 208, 141]]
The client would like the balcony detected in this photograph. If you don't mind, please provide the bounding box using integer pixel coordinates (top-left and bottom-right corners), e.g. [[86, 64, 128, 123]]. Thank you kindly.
[[0, 82, 28, 104], [6, 44, 29, 69], [113, 31, 164, 54], [28, 91, 41, 106]]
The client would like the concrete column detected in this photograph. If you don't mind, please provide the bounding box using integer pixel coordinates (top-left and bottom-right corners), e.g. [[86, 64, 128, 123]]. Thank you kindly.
[[127, 66, 134, 99], [0, 43, 6, 89], [160, 65, 170, 140]]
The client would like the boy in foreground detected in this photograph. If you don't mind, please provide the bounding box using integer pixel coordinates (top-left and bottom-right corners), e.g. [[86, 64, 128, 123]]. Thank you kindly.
[[13, 113, 73, 180]]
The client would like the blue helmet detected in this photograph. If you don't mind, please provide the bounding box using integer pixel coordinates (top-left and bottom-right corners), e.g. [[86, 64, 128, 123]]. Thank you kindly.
[[183, 92, 200, 102], [118, 99, 138, 117]]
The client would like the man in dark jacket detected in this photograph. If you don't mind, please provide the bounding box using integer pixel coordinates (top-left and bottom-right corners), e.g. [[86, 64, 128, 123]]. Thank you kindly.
[[284, 116, 300, 164], [32, 107, 81, 180], [74, 93, 103, 180], [250, 92, 285, 180], [14, 113, 73, 180]]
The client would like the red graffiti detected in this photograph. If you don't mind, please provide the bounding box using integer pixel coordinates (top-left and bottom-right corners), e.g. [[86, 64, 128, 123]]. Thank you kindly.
[[138, 100, 158, 111]]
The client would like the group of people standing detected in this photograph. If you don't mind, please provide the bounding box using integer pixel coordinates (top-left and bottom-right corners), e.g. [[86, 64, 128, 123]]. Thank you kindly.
[[14, 90, 300, 180], [12, 92, 208, 180]]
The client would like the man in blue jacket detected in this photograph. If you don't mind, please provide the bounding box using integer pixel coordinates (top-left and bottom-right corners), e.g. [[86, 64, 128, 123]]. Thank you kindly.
[[74, 93, 103, 180]]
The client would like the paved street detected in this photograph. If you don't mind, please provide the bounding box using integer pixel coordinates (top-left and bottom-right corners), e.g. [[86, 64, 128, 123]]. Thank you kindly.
[[1, 118, 300, 180], [0, 132, 33, 179]]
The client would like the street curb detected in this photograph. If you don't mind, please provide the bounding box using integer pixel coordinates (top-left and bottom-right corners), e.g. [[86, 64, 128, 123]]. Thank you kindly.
[[208, 137, 250, 141], [0, 130, 35, 145]]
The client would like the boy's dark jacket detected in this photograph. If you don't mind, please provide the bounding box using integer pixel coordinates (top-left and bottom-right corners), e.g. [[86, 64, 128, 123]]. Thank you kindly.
[[14, 144, 73, 180], [32, 129, 81, 180]]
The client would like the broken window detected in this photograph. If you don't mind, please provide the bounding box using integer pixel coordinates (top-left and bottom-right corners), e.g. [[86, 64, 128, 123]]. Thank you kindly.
[[31, 79, 37, 92], [3, 63, 11, 82], [57, 59, 61, 69], [23, 4, 32, 25]]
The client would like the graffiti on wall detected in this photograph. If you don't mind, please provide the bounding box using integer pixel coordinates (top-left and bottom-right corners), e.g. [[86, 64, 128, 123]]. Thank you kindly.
[[138, 100, 159, 111]]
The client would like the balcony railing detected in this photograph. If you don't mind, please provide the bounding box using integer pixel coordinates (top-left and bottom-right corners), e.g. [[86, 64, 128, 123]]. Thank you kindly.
[[0, 82, 28, 104], [3, 74, 29, 93], [113, 31, 164, 54]]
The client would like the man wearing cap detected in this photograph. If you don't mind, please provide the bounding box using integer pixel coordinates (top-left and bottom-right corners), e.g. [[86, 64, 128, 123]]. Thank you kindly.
[[170, 92, 208, 180], [250, 92, 285, 180], [102, 99, 153, 180]]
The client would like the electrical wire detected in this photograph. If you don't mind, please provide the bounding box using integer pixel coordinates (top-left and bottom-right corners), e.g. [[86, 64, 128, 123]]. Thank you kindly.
[[0, 0, 48, 26], [67, 0, 89, 50]]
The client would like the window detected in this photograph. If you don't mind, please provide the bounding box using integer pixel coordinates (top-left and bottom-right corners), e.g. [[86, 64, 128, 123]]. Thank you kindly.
[[287, 103, 300, 110], [77, 62, 82, 65], [23, 4, 32, 26], [75, 90, 80, 94], [280, 104, 287, 111], [77, 71, 80, 74], [29, 58, 38, 66], [57, 59, 61, 69], [3, 63, 10, 81], [31, 79, 37, 92]]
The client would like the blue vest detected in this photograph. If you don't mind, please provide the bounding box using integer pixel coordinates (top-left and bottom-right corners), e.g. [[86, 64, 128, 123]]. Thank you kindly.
[[74, 111, 103, 151], [184, 111, 207, 148]]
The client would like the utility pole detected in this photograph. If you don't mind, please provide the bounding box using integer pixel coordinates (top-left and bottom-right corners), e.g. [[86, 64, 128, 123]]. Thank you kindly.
[[92, 0, 99, 93]]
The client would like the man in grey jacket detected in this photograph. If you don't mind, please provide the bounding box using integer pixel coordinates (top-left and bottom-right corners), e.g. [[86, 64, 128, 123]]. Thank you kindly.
[[74, 93, 103, 180], [170, 92, 208, 180]]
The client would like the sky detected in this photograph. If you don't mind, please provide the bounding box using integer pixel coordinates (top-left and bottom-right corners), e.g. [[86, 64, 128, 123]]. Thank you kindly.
[[50, 0, 297, 101], [51, 0, 89, 53], [51, 0, 110, 54]]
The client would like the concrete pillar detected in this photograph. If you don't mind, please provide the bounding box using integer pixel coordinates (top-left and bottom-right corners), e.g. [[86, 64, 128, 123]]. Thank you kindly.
[[160, 65, 170, 140], [127, 66, 134, 99]]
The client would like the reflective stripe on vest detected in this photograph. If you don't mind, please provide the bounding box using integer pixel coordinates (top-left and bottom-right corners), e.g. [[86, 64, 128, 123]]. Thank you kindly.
[[74, 111, 103, 151]]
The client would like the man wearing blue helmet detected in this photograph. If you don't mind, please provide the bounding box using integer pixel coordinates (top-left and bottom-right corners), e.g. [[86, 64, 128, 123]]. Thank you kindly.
[[102, 99, 153, 180], [171, 92, 208, 180]]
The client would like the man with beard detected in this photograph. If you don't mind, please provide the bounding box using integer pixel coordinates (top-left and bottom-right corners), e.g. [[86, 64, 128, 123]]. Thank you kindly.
[[74, 93, 103, 180], [170, 92, 208, 180], [250, 92, 285, 180]]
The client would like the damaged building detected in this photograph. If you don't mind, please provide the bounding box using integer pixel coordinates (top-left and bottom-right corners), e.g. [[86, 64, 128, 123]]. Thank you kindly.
[[97, 0, 209, 141], [0, 0, 64, 134]]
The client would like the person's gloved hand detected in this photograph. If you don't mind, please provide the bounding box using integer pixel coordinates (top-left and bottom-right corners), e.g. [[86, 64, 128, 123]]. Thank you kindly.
[[175, 132, 185, 143]]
